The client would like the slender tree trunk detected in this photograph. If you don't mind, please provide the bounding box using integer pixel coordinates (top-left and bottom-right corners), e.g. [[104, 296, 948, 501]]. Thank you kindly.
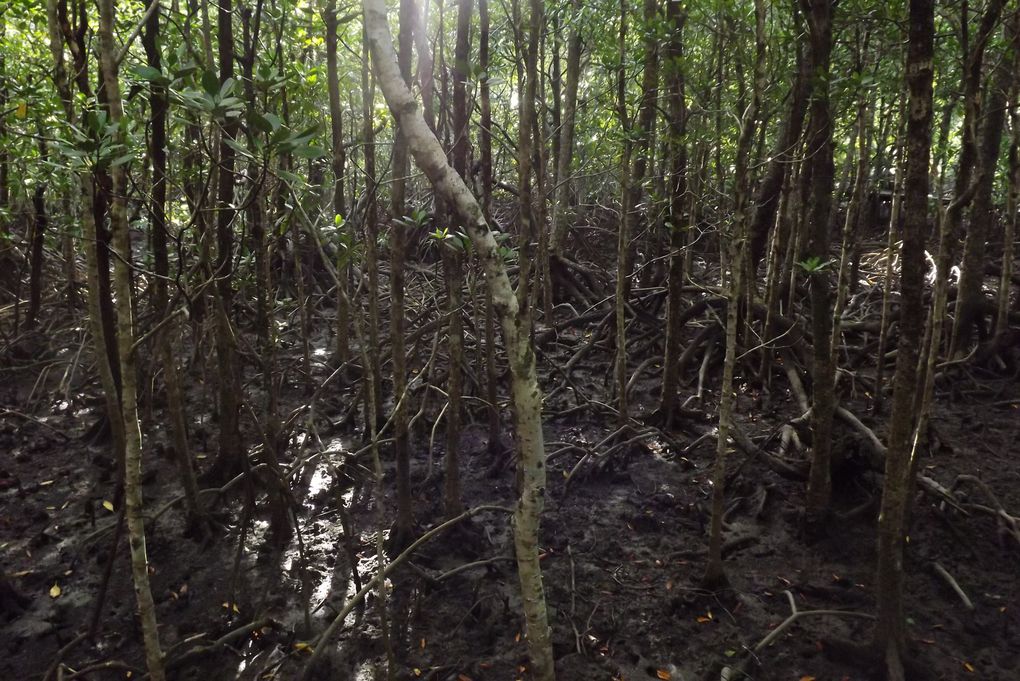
[[97, 0, 166, 677], [953, 11, 1020, 351], [874, 141, 905, 415], [748, 39, 810, 271], [362, 23, 383, 436], [803, 0, 837, 527], [208, 0, 244, 481], [658, 0, 687, 427], [142, 0, 203, 525], [873, 2, 933, 678], [27, 173, 46, 328], [443, 0, 473, 517], [614, 0, 658, 426], [390, 0, 416, 545], [326, 0, 351, 366], [704, 0, 764, 588], [1000, 86, 1020, 337], [46, 0, 127, 500], [479, 0, 500, 455], [364, 0, 555, 675]]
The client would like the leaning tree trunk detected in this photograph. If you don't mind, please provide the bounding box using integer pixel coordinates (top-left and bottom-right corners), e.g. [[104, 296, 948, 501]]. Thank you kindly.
[[952, 11, 1019, 352], [748, 39, 810, 272], [873, 1, 933, 678], [364, 0, 555, 676], [97, 0, 166, 678]]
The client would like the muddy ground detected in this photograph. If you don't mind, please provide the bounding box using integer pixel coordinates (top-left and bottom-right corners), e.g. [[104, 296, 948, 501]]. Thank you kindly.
[[2, 262, 1019, 681]]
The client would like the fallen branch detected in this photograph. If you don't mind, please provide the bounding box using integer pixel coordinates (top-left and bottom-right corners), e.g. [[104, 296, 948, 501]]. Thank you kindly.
[[931, 562, 974, 611], [720, 590, 874, 680]]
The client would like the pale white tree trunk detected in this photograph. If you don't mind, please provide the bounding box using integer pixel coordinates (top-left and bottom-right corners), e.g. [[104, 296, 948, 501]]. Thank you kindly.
[[363, 0, 555, 677], [97, 1, 166, 679]]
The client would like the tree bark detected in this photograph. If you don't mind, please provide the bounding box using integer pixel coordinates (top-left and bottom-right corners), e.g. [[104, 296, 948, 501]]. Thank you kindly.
[[364, 0, 555, 676], [802, 0, 837, 526], [97, 0, 166, 677], [658, 0, 687, 426], [953, 10, 1020, 351], [142, 0, 203, 526], [873, 2, 932, 678]]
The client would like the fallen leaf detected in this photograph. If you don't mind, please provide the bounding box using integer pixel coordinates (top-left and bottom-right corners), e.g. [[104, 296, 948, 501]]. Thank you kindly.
[[799, 676, 816, 681], [963, 662, 975, 673], [413, 670, 421, 678], [420, 637, 426, 649], [103, 500, 115, 512], [40, 480, 55, 486], [294, 642, 312, 652], [457, 675, 473, 681], [49, 583, 61, 598], [656, 669, 671, 680]]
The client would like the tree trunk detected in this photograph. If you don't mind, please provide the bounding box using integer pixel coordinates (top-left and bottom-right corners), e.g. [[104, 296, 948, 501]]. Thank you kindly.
[[704, 0, 765, 589], [97, 0, 166, 677], [27, 176, 46, 328], [658, 0, 687, 426], [208, 0, 244, 482], [953, 10, 1020, 351], [142, 0, 203, 526], [874, 2, 933, 678], [364, 0, 555, 675], [802, 0, 837, 527], [390, 0, 416, 546], [326, 0, 350, 366], [479, 0, 500, 455]]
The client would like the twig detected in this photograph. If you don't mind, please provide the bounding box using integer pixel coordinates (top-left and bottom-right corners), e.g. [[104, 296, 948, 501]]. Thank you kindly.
[[932, 562, 974, 611]]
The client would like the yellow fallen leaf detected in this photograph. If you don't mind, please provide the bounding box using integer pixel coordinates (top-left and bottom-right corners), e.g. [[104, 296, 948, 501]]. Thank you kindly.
[[413, 670, 421, 678], [294, 642, 312, 652], [800, 676, 816, 681], [40, 480, 55, 486], [656, 669, 672, 680], [964, 662, 975, 673], [49, 583, 61, 598], [103, 500, 115, 512]]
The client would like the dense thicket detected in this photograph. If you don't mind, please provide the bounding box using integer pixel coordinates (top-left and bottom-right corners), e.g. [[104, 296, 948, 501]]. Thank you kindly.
[[1, 1, 1019, 680]]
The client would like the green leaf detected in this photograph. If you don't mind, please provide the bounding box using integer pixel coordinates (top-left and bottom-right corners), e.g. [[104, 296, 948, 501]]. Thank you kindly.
[[132, 65, 163, 81], [292, 145, 326, 159], [250, 113, 274, 134], [201, 70, 220, 96]]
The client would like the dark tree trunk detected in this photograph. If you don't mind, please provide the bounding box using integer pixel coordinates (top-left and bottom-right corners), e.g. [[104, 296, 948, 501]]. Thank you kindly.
[[954, 10, 1020, 350], [209, 0, 244, 481], [873, 1, 933, 678], [748, 38, 810, 271], [802, 0, 837, 525]]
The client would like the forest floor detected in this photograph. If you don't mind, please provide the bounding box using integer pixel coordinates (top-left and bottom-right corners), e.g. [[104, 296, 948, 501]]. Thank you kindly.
[[2, 240, 1020, 681]]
